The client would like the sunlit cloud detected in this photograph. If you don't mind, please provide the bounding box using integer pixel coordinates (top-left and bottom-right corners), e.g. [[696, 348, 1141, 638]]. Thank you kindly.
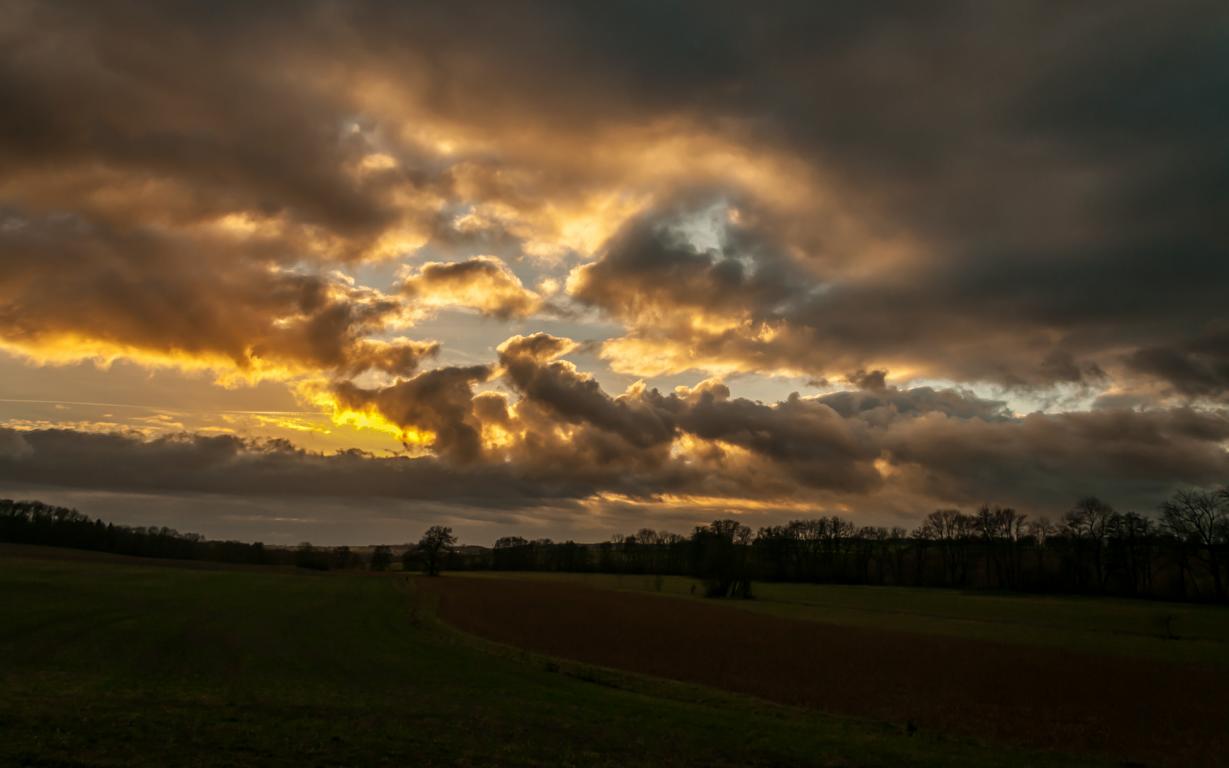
[[400, 256, 542, 319], [2, 1, 1226, 537]]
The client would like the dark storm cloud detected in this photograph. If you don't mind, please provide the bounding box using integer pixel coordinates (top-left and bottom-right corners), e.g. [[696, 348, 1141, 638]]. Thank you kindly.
[[331, 365, 493, 463], [880, 407, 1229, 510], [662, 385, 882, 494], [0, 0, 399, 242], [571, 198, 1229, 389], [1126, 333, 1229, 399], [568, 207, 806, 325], [816, 385, 1010, 424], [2, 0, 1227, 533], [498, 334, 675, 450], [846, 370, 889, 392], [4, 0, 1227, 392], [0, 428, 551, 506]]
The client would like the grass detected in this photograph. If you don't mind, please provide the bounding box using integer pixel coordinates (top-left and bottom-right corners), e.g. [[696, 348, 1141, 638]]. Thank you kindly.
[[0, 548, 1107, 767], [458, 571, 1229, 666]]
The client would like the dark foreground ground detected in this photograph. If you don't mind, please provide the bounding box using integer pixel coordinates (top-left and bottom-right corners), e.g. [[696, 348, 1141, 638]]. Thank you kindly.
[[2, 545, 1223, 767], [421, 576, 1229, 767]]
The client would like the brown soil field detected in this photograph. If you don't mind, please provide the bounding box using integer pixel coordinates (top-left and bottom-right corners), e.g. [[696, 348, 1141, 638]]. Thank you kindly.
[[419, 576, 1229, 767]]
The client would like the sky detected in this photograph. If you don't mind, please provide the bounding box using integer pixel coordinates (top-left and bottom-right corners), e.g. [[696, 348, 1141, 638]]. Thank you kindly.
[[1, 1, 1227, 545]]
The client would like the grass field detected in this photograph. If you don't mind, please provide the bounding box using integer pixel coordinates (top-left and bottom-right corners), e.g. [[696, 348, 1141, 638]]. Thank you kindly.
[[0, 547, 1123, 767], [458, 571, 1229, 667]]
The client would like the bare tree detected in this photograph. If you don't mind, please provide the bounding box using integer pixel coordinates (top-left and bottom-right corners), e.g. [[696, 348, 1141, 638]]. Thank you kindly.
[[1161, 490, 1228, 601], [918, 509, 974, 585], [973, 505, 1025, 587], [1065, 497, 1117, 590], [1110, 511, 1155, 596], [1027, 516, 1058, 588]]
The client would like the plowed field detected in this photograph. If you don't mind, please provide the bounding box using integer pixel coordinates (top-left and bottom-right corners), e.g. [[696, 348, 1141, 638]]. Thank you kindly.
[[421, 576, 1229, 767]]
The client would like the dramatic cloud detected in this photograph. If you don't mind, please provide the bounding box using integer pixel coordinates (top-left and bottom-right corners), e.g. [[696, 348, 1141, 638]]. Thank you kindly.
[[877, 407, 1229, 510], [0, 210, 436, 382], [329, 365, 493, 463], [224, 339, 1229, 521], [570, 199, 1228, 391], [1, 2, 1226, 538], [4, 379, 1227, 534], [498, 333, 675, 450], [401, 256, 541, 319], [1126, 335, 1229, 400], [0, 428, 553, 507]]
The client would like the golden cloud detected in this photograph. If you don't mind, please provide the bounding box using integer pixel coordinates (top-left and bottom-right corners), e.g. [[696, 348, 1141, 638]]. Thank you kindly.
[[401, 256, 542, 319]]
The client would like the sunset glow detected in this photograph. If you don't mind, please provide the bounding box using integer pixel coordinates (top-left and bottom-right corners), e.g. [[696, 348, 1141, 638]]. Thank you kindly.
[[1, 1, 1226, 545]]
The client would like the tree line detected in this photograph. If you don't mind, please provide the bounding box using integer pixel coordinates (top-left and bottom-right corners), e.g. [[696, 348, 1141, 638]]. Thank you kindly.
[[4, 488, 1227, 603], [0, 498, 272, 564], [457, 489, 1229, 603], [0, 498, 461, 573]]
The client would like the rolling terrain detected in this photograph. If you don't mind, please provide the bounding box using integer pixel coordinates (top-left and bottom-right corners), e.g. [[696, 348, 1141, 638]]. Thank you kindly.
[[424, 574, 1229, 766], [5, 547, 1224, 766]]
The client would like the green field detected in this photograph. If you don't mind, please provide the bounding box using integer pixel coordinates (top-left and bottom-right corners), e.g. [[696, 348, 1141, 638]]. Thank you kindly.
[[0, 549, 1116, 767], [461, 571, 1229, 667]]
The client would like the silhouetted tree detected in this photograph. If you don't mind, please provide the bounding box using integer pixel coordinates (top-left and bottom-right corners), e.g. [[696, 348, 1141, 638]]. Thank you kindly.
[[974, 505, 1026, 589], [400, 546, 418, 572], [1161, 490, 1228, 601], [492, 536, 532, 570], [691, 519, 752, 598], [1022, 516, 1057, 590], [294, 542, 330, 571], [331, 545, 357, 570], [918, 509, 973, 585], [11, 492, 1229, 604], [417, 526, 457, 576], [1065, 497, 1117, 590], [1109, 512, 1154, 596], [369, 545, 393, 572], [0, 499, 273, 564]]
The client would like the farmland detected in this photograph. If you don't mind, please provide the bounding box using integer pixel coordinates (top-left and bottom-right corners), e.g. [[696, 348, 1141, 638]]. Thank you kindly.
[[424, 575, 1229, 767], [2, 547, 1224, 766], [456, 571, 1229, 667]]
